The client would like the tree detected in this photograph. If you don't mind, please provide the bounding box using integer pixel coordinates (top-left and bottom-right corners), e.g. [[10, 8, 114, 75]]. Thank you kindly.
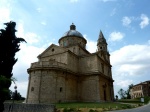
[[0, 21, 26, 111], [118, 88, 126, 99], [12, 90, 25, 101], [126, 84, 134, 99]]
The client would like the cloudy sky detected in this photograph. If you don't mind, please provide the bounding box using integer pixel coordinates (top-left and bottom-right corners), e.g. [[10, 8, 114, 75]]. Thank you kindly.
[[1, 0, 150, 98]]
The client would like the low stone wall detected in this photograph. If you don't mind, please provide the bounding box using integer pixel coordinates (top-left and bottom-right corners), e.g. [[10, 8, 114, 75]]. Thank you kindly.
[[4, 103, 55, 112]]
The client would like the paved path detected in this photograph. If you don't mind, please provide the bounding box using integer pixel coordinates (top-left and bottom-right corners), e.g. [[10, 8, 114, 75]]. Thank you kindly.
[[109, 103, 150, 112]]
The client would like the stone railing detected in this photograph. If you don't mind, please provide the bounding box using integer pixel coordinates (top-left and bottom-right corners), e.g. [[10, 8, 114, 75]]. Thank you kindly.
[[30, 61, 68, 70], [4, 103, 55, 112]]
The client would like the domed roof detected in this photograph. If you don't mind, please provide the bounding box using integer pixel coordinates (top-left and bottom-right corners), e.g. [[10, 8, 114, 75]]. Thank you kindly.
[[62, 30, 84, 38], [62, 23, 84, 38]]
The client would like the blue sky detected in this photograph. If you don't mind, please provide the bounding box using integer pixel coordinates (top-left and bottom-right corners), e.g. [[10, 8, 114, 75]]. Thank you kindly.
[[1, 0, 150, 98]]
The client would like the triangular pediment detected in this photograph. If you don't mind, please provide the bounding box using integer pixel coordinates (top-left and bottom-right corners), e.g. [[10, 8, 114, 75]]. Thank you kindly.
[[38, 44, 68, 58]]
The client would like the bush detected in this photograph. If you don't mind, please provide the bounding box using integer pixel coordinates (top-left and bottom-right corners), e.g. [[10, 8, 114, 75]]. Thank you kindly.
[[126, 105, 132, 109], [89, 109, 98, 112], [121, 106, 127, 109], [144, 96, 150, 104], [63, 108, 81, 112]]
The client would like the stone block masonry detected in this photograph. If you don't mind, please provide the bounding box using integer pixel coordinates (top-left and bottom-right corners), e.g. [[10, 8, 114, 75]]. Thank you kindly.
[[4, 103, 55, 112]]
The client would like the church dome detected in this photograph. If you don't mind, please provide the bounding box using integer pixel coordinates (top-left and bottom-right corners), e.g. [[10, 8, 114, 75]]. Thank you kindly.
[[62, 30, 84, 38], [62, 23, 84, 38], [59, 23, 87, 48]]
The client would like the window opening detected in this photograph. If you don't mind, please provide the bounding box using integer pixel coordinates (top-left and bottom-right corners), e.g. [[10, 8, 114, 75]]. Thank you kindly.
[[31, 87, 34, 92], [52, 48, 54, 52], [60, 87, 62, 92]]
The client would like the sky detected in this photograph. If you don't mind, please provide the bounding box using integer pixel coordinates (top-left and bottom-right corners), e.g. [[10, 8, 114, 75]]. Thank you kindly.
[[0, 0, 150, 98]]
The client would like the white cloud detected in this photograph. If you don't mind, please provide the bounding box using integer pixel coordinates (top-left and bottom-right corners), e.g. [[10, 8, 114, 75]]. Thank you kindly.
[[101, 0, 116, 2], [37, 8, 42, 12], [69, 0, 79, 3], [41, 21, 47, 25], [116, 80, 133, 88], [84, 34, 97, 53], [108, 31, 125, 42], [122, 16, 131, 27], [140, 14, 149, 29], [16, 22, 41, 44], [25, 33, 40, 44], [110, 8, 116, 16], [0, 7, 11, 28], [111, 43, 150, 95], [16, 21, 24, 37], [0, 0, 13, 28], [111, 44, 150, 67]]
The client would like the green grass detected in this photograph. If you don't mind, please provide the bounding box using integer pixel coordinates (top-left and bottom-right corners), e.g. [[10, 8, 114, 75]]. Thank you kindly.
[[55, 102, 133, 109], [118, 96, 150, 104], [117, 99, 141, 104]]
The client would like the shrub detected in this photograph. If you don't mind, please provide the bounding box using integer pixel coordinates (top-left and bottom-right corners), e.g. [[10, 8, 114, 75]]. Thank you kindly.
[[89, 109, 98, 112], [144, 96, 150, 104], [126, 105, 132, 109], [63, 108, 81, 112]]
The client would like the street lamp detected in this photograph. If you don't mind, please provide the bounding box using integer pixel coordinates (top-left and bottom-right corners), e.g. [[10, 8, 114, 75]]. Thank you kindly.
[[13, 85, 17, 103]]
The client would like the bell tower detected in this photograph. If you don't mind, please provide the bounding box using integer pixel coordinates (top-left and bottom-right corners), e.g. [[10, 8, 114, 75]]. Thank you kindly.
[[97, 30, 108, 52]]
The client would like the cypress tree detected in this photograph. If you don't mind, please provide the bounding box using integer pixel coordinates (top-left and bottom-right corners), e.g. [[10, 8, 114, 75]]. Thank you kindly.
[[0, 21, 26, 111]]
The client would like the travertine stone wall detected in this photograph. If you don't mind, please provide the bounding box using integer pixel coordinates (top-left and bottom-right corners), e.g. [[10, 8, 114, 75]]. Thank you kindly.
[[27, 70, 41, 103], [40, 52, 68, 64], [79, 55, 98, 74], [99, 76, 113, 101], [39, 70, 57, 103], [67, 52, 78, 73], [97, 55, 112, 77], [40, 45, 66, 58], [65, 73, 78, 102], [27, 70, 79, 103], [4, 103, 55, 112], [67, 45, 89, 56], [59, 36, 86, 48], [79, 75, 100, 102]]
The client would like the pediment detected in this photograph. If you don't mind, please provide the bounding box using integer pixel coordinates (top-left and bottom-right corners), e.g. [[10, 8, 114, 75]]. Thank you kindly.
[[38, 44, 67, 58]]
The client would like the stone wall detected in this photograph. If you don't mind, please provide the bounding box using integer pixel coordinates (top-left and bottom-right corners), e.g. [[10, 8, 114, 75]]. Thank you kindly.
[[79, 75, 100, 102], [79, 55, 98, 73], [26, 70, 41, 104], [59, 36, 86, 48], [4, 103, 55, 112]]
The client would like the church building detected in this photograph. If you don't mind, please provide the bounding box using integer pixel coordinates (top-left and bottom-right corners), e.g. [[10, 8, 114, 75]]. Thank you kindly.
[[26, 23, 114, 103]]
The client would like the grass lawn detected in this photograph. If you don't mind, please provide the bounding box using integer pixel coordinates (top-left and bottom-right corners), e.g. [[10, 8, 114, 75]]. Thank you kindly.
[[117, 96, 150, 104], [55, 102, 135, 109], [117, 99, 141, 104], [54, 102, 141, 112]]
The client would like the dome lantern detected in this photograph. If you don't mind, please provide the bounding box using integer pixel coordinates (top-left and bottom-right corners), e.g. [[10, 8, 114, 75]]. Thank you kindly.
[[70, 23, 76, 30]]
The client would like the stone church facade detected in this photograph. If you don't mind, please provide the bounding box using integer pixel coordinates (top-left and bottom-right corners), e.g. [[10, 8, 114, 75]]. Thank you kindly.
[[26, 24, 114, 103]]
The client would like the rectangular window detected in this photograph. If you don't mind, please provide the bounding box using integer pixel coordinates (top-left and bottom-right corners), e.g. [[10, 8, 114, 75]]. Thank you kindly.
[[60, 87, 62, 92], [101, 63, 104, 73]]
